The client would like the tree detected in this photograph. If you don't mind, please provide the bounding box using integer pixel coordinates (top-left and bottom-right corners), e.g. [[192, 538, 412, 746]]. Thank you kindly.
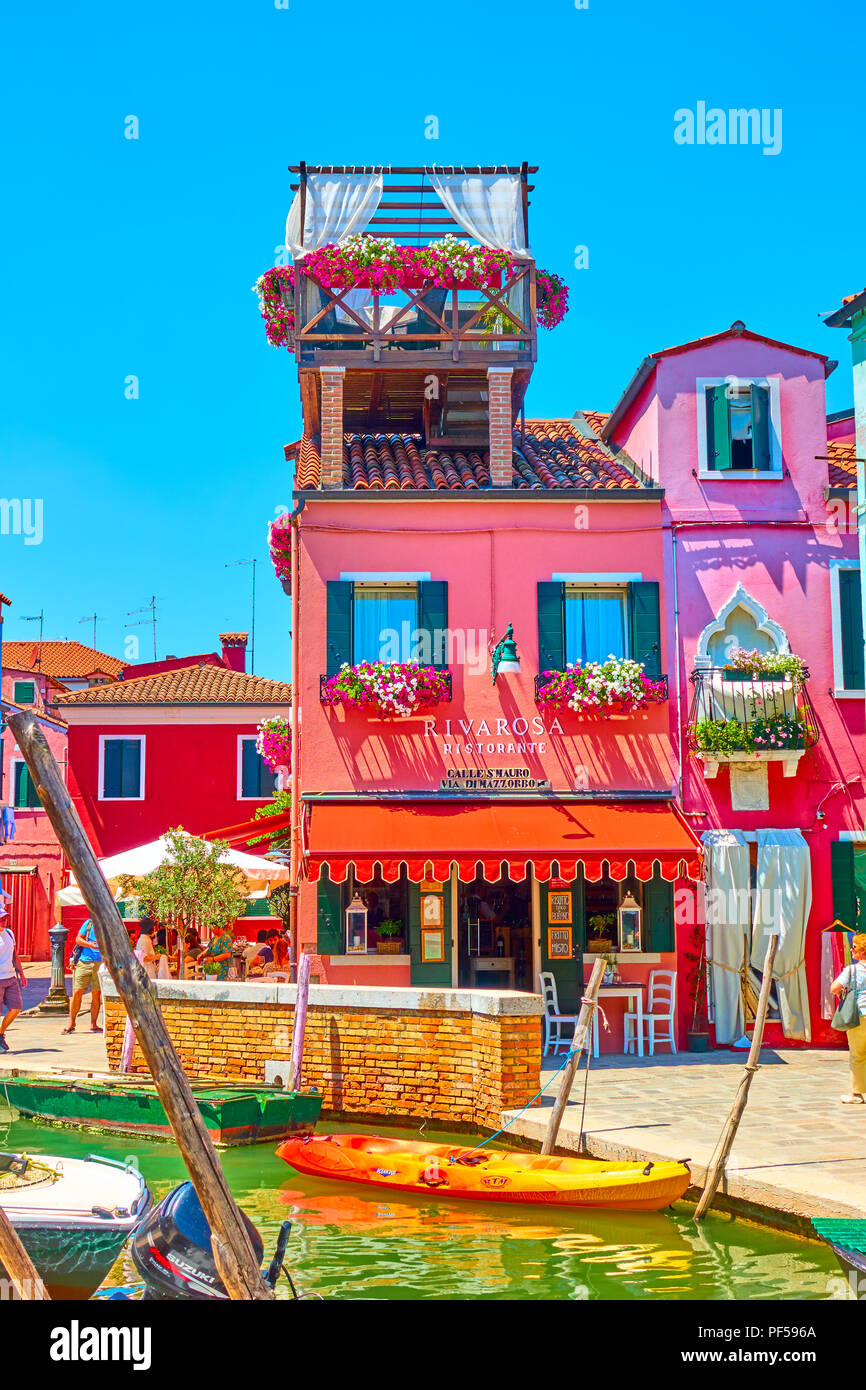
[[119, 829, 248, 968]]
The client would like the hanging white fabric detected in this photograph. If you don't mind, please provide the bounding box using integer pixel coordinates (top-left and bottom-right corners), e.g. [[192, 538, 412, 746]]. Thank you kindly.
[[285, 172, 383, 258], [703, 829, 750, 1045], [752, 828, 812, 1041], [426, 171, 529, 255]]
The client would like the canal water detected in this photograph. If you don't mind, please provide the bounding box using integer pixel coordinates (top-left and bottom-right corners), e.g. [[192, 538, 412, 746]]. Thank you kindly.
[[0, 1114, 842, 1300]]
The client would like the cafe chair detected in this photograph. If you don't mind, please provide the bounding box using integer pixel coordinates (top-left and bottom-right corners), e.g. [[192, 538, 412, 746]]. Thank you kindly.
[[625, 970, 677, 1056], [538, 972, 592, 1057]]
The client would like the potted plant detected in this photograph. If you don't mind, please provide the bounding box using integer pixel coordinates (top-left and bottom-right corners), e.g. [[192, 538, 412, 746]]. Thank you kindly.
[[587, 912, 616, 954], [684, 924, 709, 1052], [376, 919, 404, 954]]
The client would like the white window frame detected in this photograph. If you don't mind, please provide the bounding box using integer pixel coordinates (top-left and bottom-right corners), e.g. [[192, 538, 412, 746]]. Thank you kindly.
[[829, 559, 865, 699], [237, 735, 275, 801], [696, 376, 783, 480], [10, 756, 42, 811], [98, 734, 145, 801]]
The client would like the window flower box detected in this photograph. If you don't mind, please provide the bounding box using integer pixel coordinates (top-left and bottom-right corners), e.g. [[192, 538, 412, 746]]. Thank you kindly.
[[535, 659, 668, 714], [320, 662, 453, 718]]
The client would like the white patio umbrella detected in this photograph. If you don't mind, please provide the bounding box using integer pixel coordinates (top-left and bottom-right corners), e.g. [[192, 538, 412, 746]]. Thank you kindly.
[[56, 831, 290, 907]]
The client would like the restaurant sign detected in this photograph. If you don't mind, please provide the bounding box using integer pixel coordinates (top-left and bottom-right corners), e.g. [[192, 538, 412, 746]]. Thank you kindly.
[[440, 769, 551, 792]]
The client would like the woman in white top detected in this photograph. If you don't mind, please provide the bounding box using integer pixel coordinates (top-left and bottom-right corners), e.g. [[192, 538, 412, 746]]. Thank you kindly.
[[831, 932, 866, 1104], [135, 921, 158, 980]]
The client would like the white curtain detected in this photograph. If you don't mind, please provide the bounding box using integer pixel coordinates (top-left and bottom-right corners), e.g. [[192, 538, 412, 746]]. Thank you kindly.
[[426, 172, 529, 255], [703, 829, 750, 1044], [752, 829, 812, 1041], [285, 173, 383, 257]]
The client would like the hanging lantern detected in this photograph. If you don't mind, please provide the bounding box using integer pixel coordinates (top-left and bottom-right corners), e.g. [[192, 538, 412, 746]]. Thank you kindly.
[[618, 891, 642, 952], [345, 893, 368, 954]]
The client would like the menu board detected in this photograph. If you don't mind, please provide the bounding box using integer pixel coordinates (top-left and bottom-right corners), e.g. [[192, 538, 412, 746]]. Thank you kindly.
[[549, 892, 572, 923], [547, 926, 573, 959]]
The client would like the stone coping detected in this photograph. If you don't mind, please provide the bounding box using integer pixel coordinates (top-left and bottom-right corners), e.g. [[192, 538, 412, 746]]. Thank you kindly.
[[99, 974, 544, 1018]]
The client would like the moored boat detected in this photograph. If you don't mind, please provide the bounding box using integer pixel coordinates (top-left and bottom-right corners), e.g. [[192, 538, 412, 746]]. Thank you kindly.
[[0, 1151, 151, 1300], [811, 1219, 866, 1289], [1, 1070, 322, 1147], [276, 1133, 691, 1212]]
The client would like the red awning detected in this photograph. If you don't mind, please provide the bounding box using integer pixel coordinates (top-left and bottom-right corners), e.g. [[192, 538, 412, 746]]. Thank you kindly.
[[200, 811, 292, 846], [305, 801, 702, 884]]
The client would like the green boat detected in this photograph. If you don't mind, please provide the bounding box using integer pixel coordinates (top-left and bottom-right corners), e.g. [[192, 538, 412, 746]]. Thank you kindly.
[[0, 1070, 322, 1147]]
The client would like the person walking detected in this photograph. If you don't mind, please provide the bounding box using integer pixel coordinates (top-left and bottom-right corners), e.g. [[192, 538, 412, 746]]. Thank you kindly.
[[0, 916, 28, 1053], [63, 918, 103, 1034], [831, 933, 866, 1104]]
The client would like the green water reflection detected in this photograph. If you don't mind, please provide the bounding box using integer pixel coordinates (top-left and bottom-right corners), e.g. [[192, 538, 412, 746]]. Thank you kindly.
[[0, 1113, 840, 1300]]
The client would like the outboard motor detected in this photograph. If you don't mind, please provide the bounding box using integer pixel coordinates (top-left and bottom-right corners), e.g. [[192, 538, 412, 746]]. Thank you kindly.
[[131, 1181, 294, 1300]]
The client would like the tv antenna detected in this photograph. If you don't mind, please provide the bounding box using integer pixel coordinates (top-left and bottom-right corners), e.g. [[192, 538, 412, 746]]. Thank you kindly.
[[21, 610, 45, 669], [79, 612, 102, 651], [127, 596, 159, 662], [225, 558, 257, 674]]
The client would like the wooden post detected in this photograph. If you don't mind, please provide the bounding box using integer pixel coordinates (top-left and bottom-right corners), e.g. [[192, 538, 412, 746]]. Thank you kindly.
[[288, 952, 311, 1093], [0, 1205, 48, 1300], [694, 932, 779, 1222], [541, 956, 606, 1156], [7, 712, 273, 1301]]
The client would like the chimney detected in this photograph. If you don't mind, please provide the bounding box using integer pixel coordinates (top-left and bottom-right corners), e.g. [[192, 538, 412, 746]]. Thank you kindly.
[[219, 633, 248, 672], [487, 367, 514, 487], [320, 366, 346, 488]]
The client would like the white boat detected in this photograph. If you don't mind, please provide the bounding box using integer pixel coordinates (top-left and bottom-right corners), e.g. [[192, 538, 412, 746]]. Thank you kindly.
[[0, 1151, 151, 1299]]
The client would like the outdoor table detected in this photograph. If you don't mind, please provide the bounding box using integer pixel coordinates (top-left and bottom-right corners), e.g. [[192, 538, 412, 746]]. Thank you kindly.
[[593, 981, 647, 1057]]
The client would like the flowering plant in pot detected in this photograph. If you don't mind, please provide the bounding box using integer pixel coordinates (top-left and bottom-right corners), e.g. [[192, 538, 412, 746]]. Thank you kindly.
[[376, 919, 404, 954], [721, 647, 807, 680], [322, 661, 452, 718], [537, 657, 667, 715], [256, 718, 291, 774], [268, 518, 292, 592]]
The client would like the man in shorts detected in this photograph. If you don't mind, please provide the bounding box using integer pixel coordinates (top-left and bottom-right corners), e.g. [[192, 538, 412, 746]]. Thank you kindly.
[[0, 908, 28, 1053], [63, 919, 103, 1034]]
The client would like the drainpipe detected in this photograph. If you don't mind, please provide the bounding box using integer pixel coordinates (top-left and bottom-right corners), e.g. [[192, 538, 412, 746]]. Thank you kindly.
[[290, 514, 300, 970], [851, 309, 866, 732]]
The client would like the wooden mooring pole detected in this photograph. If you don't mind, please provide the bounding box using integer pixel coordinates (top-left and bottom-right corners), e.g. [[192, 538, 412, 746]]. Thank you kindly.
[[541, 956, 606, 1156], [7, 712, 273, 1301], [0, 1205, 48, 1300], [694, 932, 779, 1222]]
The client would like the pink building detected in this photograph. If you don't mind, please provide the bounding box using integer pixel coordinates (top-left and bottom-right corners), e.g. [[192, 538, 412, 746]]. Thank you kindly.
[[603, 321, 864, 1048]]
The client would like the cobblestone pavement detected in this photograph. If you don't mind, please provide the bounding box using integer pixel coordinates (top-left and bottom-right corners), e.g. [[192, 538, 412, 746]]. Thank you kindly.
[[502, 1048, 866, 1225]]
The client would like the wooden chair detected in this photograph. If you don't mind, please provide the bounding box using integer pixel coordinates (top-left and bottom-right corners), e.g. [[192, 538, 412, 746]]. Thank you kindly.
[[625, 970, 677, 1055]]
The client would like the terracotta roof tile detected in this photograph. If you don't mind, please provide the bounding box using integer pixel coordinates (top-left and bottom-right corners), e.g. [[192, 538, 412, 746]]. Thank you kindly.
[[827, 437, 857, 489], [55, 664, 291, 706], [1, 640, 124, 678], [289, 418, 646, 493], [218, 632, 249, 645]]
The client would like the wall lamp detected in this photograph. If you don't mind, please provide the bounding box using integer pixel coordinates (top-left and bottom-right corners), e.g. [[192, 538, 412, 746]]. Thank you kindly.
[[491, 623, 521, 684]]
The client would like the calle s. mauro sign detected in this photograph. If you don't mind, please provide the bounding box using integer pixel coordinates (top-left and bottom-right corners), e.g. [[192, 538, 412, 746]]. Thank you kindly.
[[440, 769, 552, 792]]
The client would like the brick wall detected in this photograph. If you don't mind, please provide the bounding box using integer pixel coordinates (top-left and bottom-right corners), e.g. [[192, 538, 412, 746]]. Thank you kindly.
[[320, 367, 346, 488], [487, 367, 514, 486], [103, 981, 542, 1131]]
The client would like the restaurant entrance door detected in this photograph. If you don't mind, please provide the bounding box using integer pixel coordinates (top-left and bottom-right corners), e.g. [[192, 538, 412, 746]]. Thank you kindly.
[[457, 871, 532, 990]]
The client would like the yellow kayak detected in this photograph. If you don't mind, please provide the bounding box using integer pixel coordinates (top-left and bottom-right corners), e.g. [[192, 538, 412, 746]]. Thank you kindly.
[[277, 1134, 691, 1212]]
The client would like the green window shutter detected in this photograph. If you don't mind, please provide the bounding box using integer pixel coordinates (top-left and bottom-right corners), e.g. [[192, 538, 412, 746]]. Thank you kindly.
[[120, 739, 141, 798], [326, 580, 354, 677], [13, 681, 35, 706], [14, 762, 39, 809], [408, 880, 453, 986], [839, 569, 865, 691], [316, 875, 344, 954], [537, 582, 565, 674], [750, 384, 771, 471], [706, 385, 732, 471], [103, 739, 123, 797], [628, 581, 662, 677], [831, 840, 859, 931], [417, 580, 449, 668], [643, 874, 675, 952]]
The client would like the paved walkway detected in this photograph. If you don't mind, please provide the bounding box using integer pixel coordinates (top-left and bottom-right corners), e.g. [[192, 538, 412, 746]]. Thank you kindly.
[[502, 1048, 866, 1228], [0, 963, 107, 1074]]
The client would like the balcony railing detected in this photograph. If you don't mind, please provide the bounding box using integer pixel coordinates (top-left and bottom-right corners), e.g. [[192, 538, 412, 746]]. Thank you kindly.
[[289, 267, 536, 367], [685, 667, 819, 762]]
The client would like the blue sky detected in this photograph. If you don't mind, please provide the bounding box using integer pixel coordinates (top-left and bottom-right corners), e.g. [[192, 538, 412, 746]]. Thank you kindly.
[[1, 0, 863, 680]]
